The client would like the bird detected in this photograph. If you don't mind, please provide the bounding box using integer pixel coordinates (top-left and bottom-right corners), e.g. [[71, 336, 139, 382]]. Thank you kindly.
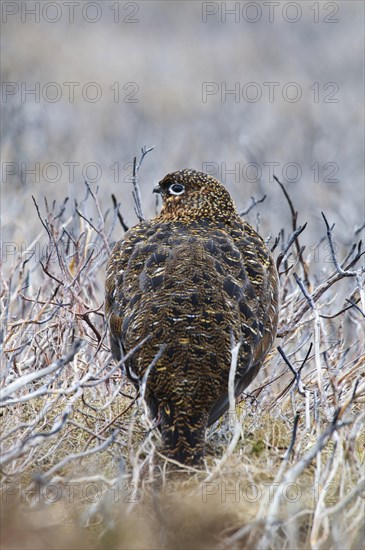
[[105, 169, 279, 465]]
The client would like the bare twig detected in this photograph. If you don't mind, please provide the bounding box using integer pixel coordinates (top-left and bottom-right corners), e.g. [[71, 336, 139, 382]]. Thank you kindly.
[[270, 233, 281, 253], [345, 298, 365, 318], [240, 194, 266, 216], [259, 411, 348, 547], [39, 429, 119, 481], [111, 193, 129, 232], [274, 175, 309, 284], [276, 224, 307, 270], [354, 221, 365, 236], [293, 273, 324, 397], [31, 196, 52, 240], [283, 413, 300, 460], [139, 344, 166, 403], [0, 340, 82, 402], [321, 212, 363, 277], [131, 145, 155, 222]]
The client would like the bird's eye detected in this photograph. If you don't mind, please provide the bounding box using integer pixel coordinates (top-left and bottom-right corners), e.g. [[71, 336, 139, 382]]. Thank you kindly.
[[169, 183, 185, 196]]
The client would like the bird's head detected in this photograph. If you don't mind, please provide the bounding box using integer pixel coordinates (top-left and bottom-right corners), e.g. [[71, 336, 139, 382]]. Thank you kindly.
[[153, 169, 240, 224]]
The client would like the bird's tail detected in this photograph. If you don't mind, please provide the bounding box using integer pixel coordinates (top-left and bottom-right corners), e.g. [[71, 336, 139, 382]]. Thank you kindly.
[[159, 401, 208, 466]]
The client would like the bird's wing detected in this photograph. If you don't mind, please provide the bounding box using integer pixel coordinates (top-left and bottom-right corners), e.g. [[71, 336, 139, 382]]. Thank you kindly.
[[105, 222, 154, 362], [207, 223, 279, 427]]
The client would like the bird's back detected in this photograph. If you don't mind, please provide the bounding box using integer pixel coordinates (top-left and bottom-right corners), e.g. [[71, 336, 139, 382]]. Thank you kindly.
[[105, 170, 279, 465]]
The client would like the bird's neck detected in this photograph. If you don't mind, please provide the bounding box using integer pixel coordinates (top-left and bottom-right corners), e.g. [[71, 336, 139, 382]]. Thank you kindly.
[[156, 197, 241, 226]]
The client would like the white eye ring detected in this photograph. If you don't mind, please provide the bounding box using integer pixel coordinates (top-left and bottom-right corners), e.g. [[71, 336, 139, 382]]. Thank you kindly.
[[169, 183, 185, 195]]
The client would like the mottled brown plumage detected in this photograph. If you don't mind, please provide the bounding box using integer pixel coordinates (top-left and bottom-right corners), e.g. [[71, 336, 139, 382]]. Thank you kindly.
[[105, 169, 279, 465]]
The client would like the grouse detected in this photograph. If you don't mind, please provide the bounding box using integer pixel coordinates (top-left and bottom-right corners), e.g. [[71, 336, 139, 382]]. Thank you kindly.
[[105, 169, 279, 465]]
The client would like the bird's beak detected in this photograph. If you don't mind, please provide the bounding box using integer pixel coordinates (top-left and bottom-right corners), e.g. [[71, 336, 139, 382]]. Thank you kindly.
[[153, 184, 162, 195]]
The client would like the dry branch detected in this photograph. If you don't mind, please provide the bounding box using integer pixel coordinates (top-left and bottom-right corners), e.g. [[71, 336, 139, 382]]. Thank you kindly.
[[131, 145, 155, 222]]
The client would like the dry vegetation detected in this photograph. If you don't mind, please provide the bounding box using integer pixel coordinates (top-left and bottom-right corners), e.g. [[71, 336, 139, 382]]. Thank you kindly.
[[1, 150, 364, 549]]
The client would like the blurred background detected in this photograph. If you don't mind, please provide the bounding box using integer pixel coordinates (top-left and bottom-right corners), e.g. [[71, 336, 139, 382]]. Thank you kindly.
[[2, 0, 364, 269]]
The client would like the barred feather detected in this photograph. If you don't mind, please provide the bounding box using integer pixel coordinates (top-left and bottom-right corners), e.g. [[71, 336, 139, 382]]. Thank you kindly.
[[105, 169, 279, 465]]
